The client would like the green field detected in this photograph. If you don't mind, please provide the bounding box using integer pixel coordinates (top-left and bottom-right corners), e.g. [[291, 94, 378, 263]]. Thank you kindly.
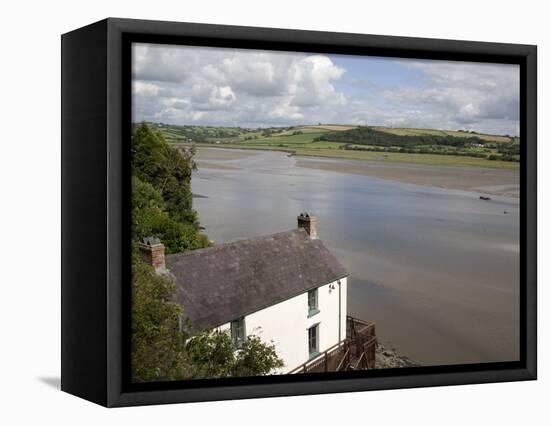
[[145, 122, 520, 170], [372, 127, 515, 143]]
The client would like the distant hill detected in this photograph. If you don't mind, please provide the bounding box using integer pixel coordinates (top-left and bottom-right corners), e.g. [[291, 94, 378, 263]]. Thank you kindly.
[[315, 125, 519, 162], [371, 127, 514, 144], [140, 122, 519, 168]]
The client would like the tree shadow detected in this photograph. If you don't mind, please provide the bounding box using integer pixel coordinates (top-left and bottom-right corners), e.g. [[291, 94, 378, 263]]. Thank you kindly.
[[38, 376, 61, 390]]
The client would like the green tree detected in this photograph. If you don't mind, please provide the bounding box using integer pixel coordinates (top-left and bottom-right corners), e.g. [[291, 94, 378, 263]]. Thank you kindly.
[[132, 176, 208, 253], [131, 251, 189, 382], [232, 335, 284, 376], [131, 122, 208, 253], [131, 122, 170, 183], [132, 254, 284, 382], [132, 122, 199, 225]]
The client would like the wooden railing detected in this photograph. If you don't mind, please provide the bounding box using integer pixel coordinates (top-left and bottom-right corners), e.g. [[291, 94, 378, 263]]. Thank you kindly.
[[288, 339, 350, 374], [347, 316, 377, 368], [289, 316, 377, 374], [335, 348, 351, 372]]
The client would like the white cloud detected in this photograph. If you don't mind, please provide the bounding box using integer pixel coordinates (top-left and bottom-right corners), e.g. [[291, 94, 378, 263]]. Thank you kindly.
[[208, 85, 236, 108], [380, 60, 520, 134], [132, 81, 160, 97], [132, 44, 349, 127], [289, 55, 347, 107], [132, 44, 519, 135]]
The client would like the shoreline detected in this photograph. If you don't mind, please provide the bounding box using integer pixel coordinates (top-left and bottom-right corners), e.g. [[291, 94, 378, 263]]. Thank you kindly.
[[296, 156, 519, 198], [375, 343, 420, 369], [194, 146, 520, 198], [177, 142, 519, 170]]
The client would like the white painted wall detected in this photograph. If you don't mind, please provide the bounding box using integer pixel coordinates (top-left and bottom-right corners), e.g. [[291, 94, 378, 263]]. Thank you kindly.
[[218, 277, 347, 373]]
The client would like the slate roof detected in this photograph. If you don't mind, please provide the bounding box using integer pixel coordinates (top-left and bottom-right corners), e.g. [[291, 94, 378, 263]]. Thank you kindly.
[[165, 228, 348, 331]]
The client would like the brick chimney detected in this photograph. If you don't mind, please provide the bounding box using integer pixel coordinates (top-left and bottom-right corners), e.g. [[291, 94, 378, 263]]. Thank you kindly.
[[139, 237, 166, 272], [297, 212, 318, 239]]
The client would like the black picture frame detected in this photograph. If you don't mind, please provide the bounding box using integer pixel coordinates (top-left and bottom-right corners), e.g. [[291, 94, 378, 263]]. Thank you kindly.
[[61, 17, 537, 407]]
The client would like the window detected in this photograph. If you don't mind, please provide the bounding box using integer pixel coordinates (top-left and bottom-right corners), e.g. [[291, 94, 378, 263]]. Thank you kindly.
[[178, 314, 184, 333], [308, 288, 319, 317], [308, 324, 319, 358], [230, 317, 246, 348]]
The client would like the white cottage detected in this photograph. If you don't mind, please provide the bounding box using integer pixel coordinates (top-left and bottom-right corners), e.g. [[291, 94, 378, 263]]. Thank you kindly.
[[139, 213, 350, 373]]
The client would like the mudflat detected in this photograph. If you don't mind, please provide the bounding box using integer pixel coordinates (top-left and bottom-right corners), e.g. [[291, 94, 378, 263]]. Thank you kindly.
[[296, 157, 519, 197], [195, 147, 258, 161], [194, 146, 519, 197]]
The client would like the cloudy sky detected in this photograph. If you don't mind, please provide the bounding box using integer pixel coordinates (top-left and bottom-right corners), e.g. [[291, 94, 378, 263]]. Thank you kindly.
[[132, 43, 520, 136]]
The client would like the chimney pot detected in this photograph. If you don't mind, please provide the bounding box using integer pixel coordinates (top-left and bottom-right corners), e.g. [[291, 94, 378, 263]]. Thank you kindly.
[[297, 212, 318, 239]]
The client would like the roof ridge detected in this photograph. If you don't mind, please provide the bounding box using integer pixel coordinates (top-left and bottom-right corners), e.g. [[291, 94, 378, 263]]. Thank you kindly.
[[166, 228, 310, 259]]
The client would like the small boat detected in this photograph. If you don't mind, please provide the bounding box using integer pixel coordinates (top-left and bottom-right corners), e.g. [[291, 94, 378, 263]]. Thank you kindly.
[[479, 196, 491, 201]]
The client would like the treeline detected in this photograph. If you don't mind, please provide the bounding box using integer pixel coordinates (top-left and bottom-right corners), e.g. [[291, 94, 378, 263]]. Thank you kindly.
[[148, 123, 244, 143], [316, 126, 491, 148], [340, 144, 486, 157], [496, 143, 520, 156], [132, 122, 209, 253], [319, 126, 518, 162], [339, 144, 519, 162], [340, 144, 519, 162], [261, 127, 294, 137]]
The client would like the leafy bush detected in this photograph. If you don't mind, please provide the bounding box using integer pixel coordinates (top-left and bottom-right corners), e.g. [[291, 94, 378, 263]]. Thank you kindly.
[[131, 123, 208, 253]]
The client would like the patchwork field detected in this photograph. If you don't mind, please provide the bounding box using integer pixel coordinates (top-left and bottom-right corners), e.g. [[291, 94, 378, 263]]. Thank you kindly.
[[145, 122, 520, 170]]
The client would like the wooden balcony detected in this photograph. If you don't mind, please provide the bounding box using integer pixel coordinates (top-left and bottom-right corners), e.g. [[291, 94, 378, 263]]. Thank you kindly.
[[288, 316, 377, 374]]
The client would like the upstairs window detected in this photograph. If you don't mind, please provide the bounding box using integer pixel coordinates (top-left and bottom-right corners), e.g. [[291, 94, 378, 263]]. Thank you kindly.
[[308, 288, 319, 317], [230, 317, 246, 348]]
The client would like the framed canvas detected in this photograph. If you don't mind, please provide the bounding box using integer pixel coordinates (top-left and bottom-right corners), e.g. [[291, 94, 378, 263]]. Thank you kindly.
[[61, 18, 537, 407]]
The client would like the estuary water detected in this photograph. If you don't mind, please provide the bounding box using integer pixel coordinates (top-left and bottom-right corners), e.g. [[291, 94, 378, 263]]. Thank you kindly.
[[192, 148, 520, 366]]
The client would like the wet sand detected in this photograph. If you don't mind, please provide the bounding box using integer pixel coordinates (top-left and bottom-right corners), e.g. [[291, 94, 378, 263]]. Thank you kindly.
[[196, 161, 239, 170], [195, 147, 519, 197], [296, 157, 519, 198], [195, 148, 258, 161]]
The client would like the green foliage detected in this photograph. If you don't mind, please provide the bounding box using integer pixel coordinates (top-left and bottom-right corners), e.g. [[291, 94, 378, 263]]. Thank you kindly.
[[140, 122, 253, 144], [232, 335, 285, 376], [322, 126, 520, 162], [131, 251, 189, 382], [132, 122, 170, 182], [131, 122, 209, 253], [185, 330, 236, 379], [131, 123, 283, 382], [131, 253, 284, 382], [317, 125, 488, 148], [132, 176, 208, 254], [132, 122, 198, 224]]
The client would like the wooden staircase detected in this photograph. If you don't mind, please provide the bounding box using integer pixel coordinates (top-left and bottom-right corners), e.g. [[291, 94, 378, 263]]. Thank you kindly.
[[289, 316, 377, 374]]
